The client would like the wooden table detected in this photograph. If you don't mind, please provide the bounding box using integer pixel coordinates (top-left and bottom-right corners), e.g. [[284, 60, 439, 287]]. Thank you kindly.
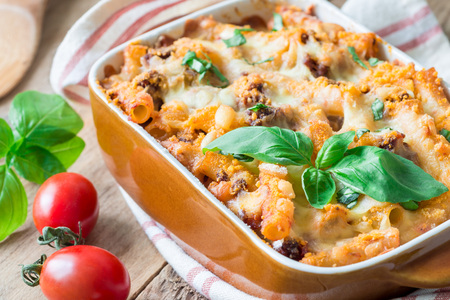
[[0, 1, 449, 299]]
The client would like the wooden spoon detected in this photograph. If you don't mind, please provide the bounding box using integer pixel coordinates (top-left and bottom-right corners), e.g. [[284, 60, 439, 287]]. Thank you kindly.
[[0, 0, 47, 98]]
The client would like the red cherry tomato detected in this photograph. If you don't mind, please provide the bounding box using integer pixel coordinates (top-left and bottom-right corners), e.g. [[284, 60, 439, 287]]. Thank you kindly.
[[40, 245, 130, 300], [33, 173, 99, 238]]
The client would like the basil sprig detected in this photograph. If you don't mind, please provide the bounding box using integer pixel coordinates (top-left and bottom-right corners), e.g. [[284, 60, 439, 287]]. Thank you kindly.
[[182, 50, 229, 88], [202, 126, 448, 210], [223, 28, 254, 47], [348, 46, 368, 70], [272, 12, 284, 31], [0, 91, 85, 241]]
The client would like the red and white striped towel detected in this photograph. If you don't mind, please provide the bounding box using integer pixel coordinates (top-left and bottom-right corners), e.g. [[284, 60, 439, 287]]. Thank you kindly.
[[341, 0, 450, 81], [50, 0, 450, 299]]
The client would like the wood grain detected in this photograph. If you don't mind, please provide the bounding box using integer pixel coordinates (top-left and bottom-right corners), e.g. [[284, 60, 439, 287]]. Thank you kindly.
[[0, 0, 47, 97], [0, 0, 449, 300], [135, 264, 207, 300], [0, 0, 166, 299]]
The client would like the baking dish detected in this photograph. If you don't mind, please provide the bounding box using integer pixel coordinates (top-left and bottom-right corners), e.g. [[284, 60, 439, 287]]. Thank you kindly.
[[89, 0, 450, 298]]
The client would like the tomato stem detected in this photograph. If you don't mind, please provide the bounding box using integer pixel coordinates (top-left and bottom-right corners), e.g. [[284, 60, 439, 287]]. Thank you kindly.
[[21, 254, 47, 287], [37, 222, 85, 250]]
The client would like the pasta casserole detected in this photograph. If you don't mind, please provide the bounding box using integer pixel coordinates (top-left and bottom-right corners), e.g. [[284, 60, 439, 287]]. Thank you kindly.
[[100, 3, 450, 267]]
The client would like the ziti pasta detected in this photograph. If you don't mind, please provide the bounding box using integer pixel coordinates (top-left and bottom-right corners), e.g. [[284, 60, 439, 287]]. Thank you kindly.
[[100, 4, 450, 267]]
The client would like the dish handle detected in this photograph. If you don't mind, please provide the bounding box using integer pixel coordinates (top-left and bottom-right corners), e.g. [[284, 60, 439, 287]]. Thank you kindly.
[[390, 240, 450, 288]]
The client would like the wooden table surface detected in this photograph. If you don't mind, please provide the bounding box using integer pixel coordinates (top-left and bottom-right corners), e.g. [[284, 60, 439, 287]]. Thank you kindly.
[[0, 1, 449, 299]]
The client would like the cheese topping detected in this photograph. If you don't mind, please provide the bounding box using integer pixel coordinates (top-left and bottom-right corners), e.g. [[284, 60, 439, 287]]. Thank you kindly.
[[101, 4, 450, 267]]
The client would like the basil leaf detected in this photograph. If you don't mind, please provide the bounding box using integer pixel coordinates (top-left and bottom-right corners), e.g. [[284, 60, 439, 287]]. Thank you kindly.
[[223, 33, 246, 48], [188, 58, 207, 74], [329, 146, 448, 204], [45, 136, 85, 169], [182, 51, 229, 87], [375, 127, 393, 132], [302, 167, 335, 209], [368, 57, 383, 66], [203, 126, 313, 166], [233, 154, 254, 162], [0, 119, 14, 158], [371, 98, 384, 121], [181, 50, 197, 65], [272, 12, 284, 31], [348, 46, 368, 70], [9, 91, 83, 147], [400, 201, 419, 210], [315, 131, 355, 169], [223, 28, 254, 48], [0, 165, 27, 242], [356, 128, 369, 139], [7, 142, 66, 184], [248, 103, 269, 111], [337, 186, 360, 209], [244, 57, 274, 65], [440, 129, 450, 142], [210, 65, 229, 86]]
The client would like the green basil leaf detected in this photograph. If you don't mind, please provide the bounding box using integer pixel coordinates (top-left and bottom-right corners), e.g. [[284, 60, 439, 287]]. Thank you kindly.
[[371, 98, 384, 121], [248, 103, 269, 111], [375, 126, 393, 132], [0, 119, 14, 158], [7, 143, 66, 184], [337, 186, 360, 209], [0, 165, 27, 242], [223, 29, 254, 48], [244, 57, 274, 65], [272, 12, 284, 31], [233, 154, 254, 162], [356, 128, 370, 139], [237, 28, 255, 32], [181, 50, 197, 65], [210, 65, 229, 86], [348, 46, 368, 70], [45, 136, 85, 169], [302, 167, 335, 209], [368, 57, 383, 66], [189, 58, 207, 74], [223, 33, 246, 47], [440, 129, 450, 142], [315, 131, 355, 169], [329, 146, 448, 204], [400, 200, 419, 210], [203, 126, 313, 166], [9, 91, 83, 147], [182, 51, 229, 87]]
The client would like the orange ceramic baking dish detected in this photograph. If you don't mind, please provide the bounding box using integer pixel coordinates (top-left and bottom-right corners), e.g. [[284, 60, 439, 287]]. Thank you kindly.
[[89, 0, 450, 298]]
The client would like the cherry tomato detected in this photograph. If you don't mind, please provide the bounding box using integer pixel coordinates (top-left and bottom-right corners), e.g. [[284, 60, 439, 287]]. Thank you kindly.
[[40, 245, 130, 300], [33, 173, 99, 238]]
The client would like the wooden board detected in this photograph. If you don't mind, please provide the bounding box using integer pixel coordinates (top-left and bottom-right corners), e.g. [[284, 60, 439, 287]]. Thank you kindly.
[[0, 0, 47, 97], [0, 0, 449, 299]]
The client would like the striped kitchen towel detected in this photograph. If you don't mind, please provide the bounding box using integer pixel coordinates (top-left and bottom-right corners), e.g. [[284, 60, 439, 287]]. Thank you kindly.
[[341, 0, 450, 82], [49, 0, 450, 103], [50, 0, 450, 299]]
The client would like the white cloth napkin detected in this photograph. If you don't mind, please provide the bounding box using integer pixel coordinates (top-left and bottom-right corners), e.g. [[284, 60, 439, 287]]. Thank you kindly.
[[50, 0, 450, 299]]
